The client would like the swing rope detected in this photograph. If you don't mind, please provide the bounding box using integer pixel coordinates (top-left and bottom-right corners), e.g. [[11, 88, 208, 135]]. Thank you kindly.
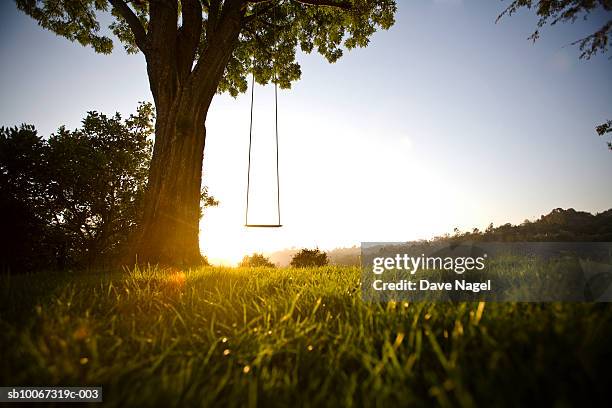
[[245, 2, 282, 228]]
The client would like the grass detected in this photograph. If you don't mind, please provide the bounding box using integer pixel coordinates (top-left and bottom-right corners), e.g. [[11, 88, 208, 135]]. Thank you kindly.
[[1, 266, 611, 407]]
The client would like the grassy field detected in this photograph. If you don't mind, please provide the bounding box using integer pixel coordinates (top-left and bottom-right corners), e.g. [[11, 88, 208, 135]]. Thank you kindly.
[[1, 266, 611, 407]]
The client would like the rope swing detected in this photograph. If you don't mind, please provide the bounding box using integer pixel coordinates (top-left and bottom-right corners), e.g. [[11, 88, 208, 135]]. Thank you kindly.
[[245, 2, 282, 228]]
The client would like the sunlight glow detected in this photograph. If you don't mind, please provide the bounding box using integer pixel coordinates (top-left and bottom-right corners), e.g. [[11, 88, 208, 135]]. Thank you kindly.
[[199, 88, 486, 265]]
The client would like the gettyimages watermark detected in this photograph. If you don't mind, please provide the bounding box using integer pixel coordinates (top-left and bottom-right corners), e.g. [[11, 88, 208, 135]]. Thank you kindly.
[[361, 242, 612, 302]]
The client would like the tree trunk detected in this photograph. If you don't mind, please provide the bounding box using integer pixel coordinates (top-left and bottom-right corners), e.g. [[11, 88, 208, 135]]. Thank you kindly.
[[135, 89, 210, 266], [130, 0, 245, 266]]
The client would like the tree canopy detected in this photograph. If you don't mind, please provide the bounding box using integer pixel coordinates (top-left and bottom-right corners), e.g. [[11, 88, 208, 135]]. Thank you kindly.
[[16, 0, 396, 95]]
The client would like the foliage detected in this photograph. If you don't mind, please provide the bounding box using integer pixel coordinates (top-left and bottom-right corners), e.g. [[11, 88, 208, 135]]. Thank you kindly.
[[46, 104, 155, 266], [219, 0, 396, 95], [0, 104, 155, 271], [498, 1, 612, 150], [239, 253, 276, 267], [497, 0, 612, 60], [0, 125, 52, 272], [290, 248, 328, 267], [15, 0, 397, 95], [596, 119, 612, 150], [200, 186, 219, 218], [0, 104, 220, 272], [1, 266, 611, 406]]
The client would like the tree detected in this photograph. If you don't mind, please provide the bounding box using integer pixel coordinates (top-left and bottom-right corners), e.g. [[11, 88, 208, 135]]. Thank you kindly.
[[15, 0, 397, 266], [239, 253, 275, 267], [0, 125, 51, 272], [290, 248, 328, 267], [497, 0, 612, 150], [1, 106, 154, 271], [43, 104, 154, 266]]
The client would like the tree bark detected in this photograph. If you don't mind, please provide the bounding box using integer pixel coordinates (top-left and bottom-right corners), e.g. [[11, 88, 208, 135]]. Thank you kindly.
[[135, 87, 210, 266], [128, 0, 245, 266]]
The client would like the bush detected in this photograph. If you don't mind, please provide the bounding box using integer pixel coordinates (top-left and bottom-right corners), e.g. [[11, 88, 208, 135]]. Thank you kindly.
[[0, 125, 53, 272], [239, 253, 275, 268], [0, 104, 154, 272], [290, 248, 328, 268]]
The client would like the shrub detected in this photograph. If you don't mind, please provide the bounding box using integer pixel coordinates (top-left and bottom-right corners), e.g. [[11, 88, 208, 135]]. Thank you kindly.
[[290, 248, 329, 268], [239, 253, 275, 268]]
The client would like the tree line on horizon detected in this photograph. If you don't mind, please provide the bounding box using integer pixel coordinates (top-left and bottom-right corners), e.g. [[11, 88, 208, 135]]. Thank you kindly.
[[449, 208, 612, 243], [264, 208, 612, 267]]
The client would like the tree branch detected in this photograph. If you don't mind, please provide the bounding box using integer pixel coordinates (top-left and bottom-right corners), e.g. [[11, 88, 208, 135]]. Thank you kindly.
[[292, 0, 352, 9], [243, 2, 277, 24], [177, 0, 203, 81], [192, 0, 246, 104], [147, 0, 180, 104], [247, 0, 353, 11], [149, 0, 179, 50], [207, 0, 222, 39], [108, 0, 148, 52]]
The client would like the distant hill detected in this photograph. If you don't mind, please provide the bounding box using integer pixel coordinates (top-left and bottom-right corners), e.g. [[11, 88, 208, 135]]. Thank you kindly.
[[266, 208, 612, 266], [461, 208, 612, 243]]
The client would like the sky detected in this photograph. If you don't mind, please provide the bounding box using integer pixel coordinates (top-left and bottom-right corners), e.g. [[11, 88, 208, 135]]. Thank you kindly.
[[1, 0, 611, 265]]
